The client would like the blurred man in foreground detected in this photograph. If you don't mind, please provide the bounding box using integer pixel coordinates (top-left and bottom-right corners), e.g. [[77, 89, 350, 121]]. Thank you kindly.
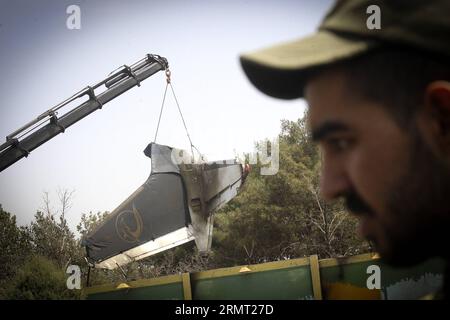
[[240, 0, 450, 299]]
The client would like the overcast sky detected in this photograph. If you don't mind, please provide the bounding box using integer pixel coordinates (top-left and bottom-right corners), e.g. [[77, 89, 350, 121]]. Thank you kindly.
[[0, 0, 333, 233]]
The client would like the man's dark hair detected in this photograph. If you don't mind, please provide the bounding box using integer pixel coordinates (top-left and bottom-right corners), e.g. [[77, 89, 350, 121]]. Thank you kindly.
[[316, 46, 450, 129]]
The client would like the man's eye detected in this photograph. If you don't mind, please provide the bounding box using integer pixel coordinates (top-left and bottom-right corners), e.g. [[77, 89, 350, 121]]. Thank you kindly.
[[324, 138, 352, 152]]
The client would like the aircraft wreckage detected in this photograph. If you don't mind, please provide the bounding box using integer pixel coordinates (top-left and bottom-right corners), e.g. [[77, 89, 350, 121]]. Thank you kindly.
[[83, 142, 248, 269]]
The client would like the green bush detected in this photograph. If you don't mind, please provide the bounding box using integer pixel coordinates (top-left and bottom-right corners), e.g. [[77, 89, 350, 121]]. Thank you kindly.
[[5, 255, 80, 300]]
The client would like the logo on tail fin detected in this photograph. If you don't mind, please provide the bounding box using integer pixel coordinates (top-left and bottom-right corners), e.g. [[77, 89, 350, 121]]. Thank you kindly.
[[115, 203, 144, 243]]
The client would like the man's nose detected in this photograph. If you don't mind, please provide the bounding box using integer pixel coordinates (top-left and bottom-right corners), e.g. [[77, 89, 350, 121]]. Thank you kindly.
[[319, 160, 351, 201]]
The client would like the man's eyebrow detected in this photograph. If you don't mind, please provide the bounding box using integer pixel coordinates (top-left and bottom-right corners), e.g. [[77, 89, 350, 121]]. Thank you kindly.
[[311, 121, 350, 142]]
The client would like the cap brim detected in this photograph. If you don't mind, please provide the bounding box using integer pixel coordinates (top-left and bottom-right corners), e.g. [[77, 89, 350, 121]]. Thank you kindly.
[[240, 30, 377, 99]]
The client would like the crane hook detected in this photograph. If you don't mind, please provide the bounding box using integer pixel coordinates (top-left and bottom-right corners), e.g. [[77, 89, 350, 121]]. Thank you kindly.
[[165, 69, 171, 84]]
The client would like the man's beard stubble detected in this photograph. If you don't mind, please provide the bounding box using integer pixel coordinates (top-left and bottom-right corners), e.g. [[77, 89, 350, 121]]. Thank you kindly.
[[383, 125, 450, 266], [343, 125, 450, 266]]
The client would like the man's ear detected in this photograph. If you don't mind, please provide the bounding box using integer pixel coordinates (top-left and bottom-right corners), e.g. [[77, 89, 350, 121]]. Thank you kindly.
[[419, 81, 450, 156]]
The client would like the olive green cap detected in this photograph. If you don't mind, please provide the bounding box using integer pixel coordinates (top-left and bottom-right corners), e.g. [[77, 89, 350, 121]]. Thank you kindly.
[[240, 0, 450, 99]]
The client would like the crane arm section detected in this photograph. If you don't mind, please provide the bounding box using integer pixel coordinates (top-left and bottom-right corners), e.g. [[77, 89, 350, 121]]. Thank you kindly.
[[0, 54, 168, 172]]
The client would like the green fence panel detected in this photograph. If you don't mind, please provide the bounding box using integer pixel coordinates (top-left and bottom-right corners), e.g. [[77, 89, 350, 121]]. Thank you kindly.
[[85, 254, 445, 300], [192, 265, 313, 300], [87, 282, 184, 300], [321, 259, 378, 287]]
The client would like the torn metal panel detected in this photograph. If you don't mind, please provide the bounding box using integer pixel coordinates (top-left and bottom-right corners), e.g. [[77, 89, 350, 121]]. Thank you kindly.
[[179, 160, 244, 253], [84, 142, 246, 269], [93, 227, 195, 269]]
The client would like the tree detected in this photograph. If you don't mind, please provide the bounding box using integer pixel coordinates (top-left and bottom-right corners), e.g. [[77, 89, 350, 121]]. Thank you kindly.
[[29, 189, 80, 269], [211, 114, 370, 266], [76, 211, 109, 239], [4, 255, 79, 300], [0, 205, 32, 298]]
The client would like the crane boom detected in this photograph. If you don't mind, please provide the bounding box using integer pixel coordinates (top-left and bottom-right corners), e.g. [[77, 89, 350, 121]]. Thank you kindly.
[[0, 54, 168, 172]]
